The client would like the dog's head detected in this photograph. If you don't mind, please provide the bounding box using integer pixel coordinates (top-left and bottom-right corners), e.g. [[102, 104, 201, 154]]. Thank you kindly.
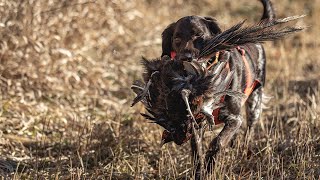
[[161, 16, 221, 61]]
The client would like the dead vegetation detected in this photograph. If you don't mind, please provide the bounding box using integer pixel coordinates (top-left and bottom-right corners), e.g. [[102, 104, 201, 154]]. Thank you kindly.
[[0, 0, 319, 179]]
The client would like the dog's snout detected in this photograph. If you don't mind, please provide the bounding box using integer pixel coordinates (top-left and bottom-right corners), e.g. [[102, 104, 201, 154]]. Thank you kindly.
[[177, 41, 198, 61]]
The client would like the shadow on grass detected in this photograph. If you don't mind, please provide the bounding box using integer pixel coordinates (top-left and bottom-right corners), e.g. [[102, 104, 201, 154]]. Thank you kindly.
[[1, 118, 147, 179]]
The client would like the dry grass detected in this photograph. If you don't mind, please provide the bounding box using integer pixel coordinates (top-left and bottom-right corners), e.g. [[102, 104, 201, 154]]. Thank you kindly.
[[0, 0, 319, 179]]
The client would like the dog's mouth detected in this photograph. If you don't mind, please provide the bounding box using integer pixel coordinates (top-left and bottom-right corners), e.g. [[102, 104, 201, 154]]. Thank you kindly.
[[174, 48, 201, 61]]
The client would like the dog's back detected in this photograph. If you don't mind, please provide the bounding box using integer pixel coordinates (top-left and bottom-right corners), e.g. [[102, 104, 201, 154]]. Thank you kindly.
[[228, 0, 275, 95], [215, 0, 276, 124], [211, 0, 276, 133], [216, 0, 275, 104]]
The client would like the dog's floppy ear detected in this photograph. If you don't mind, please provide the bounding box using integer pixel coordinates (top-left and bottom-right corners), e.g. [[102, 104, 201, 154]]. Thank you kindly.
[[161, 23, 176, 57], [203, 17, 222, 35]]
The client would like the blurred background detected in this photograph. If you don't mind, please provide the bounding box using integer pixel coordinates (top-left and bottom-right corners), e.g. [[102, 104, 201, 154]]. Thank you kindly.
[[0, 0, 319, 179]]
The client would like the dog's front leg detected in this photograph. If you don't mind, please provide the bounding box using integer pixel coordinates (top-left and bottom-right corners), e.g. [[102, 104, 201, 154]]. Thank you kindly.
[[205, 113, 242, 172]]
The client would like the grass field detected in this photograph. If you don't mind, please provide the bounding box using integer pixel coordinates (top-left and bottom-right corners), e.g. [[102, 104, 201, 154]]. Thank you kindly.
[[0, 0, 319, 179]]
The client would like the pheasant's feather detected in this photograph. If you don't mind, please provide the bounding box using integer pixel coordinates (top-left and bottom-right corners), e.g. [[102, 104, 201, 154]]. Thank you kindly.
[[199, 15, 304, 58]]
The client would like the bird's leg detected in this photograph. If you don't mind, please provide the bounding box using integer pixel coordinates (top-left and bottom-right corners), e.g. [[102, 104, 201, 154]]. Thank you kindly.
[[181, 88, 204, 178], [181, 89, 199, 128]]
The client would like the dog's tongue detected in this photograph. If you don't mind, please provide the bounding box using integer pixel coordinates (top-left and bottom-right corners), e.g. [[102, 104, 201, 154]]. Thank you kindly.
[[170, 51, 176, 59]]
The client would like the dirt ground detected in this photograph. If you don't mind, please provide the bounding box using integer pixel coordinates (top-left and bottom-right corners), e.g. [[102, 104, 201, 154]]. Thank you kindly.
[[0, 0, 319, 179]]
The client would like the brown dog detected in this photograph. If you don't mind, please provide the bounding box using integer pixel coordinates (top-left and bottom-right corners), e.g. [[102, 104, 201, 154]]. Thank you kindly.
[[132, 0, 303, 178], [160, 0, 275, 172]]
